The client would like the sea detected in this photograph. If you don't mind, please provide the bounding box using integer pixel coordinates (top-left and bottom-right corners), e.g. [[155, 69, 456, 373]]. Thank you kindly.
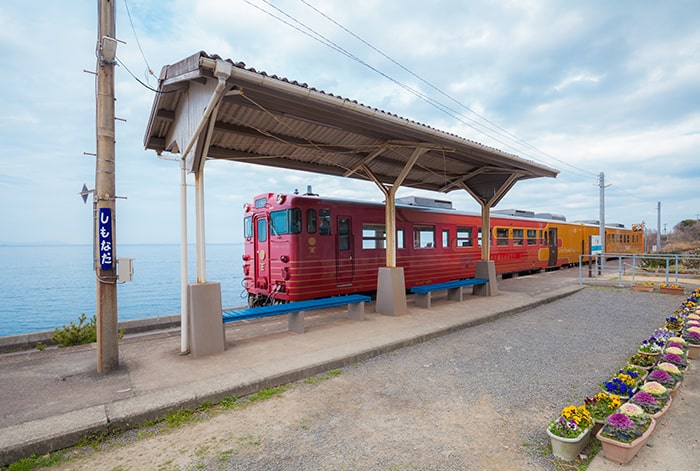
[[0, 243, 246, 337]]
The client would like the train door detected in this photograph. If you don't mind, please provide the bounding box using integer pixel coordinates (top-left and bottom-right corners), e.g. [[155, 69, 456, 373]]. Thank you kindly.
[[548, 227, 558, 267], [336, 216, 354, 285], [253, 214, 271, 292]]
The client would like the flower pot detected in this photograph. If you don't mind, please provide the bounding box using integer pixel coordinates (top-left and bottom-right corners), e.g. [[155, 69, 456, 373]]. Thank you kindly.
[[596, 418, 656, 465], [632, 285, 654, 292], [660, 287, 685, 295], [687, 344, 700, 360], [547, 426, 591, 461], [670, 381, 681, 399], [649, 396, 672, 419]]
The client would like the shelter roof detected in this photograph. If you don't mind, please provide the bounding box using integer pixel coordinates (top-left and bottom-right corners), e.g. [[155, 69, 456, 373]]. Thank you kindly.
[[144, 51, 558, 205]]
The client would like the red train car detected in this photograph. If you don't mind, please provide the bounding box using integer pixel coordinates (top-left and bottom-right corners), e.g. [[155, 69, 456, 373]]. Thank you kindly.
[[242, 191, 644, 306]]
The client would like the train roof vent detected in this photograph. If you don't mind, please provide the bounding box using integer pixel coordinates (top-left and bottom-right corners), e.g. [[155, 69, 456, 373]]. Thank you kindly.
[[606, 223, 626, 228], [396, 196, 453, 209], [576, 220, 600, 225], [493, 209, 535, 218], [535, 212, 567, 221]]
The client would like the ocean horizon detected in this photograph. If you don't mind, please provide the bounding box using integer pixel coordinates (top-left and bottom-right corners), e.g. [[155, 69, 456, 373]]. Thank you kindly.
[[0, 243, 245, 337]]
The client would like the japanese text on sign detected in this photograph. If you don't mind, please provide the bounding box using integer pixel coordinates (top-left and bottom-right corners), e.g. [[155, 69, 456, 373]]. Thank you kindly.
[[98, 208, 113, 270]]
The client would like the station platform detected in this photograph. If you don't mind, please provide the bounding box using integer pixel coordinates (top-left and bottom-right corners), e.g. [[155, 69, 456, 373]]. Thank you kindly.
[[0, 269, 697, 468]]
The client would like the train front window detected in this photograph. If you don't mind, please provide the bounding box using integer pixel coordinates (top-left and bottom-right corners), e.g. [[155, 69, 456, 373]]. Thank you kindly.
[[270, 210, 288, 235], [414, 225, 435, 248], [269, 209, 302, 235], [257, 219, 267, 242], [244, 216, 253, 239]]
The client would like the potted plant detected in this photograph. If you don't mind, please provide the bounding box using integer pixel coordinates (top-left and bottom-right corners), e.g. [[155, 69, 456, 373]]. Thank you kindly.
[[584, 392, 621, 433], [682, 330, 700, 359], [638, 381, 670, 403], [601, 371, 637, 399], [596, 403, 656, 465], [628, 353, 657, 370], [659, 283, 685, 295], [655, 362, 683, 397], [632, 281, 655, 292], [628, 390, 671, 418], [637, 335, 665, 355], [659, 352, 687, 370], [665, 315, 685, 332], [547, 404, 593, 461]]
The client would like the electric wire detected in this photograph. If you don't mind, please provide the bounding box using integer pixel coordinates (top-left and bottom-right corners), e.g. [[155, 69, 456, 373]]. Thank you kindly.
[[123, 0, 156, 81]]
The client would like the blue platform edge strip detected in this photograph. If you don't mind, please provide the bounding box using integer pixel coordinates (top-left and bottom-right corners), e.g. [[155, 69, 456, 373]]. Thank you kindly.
[[409, 278, 489, 295], [223, 294, 371, 323]]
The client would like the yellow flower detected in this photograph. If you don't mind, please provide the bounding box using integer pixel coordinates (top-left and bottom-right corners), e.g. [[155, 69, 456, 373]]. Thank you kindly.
[[668, 336, 686, 344], [665, 346, 684, 355]]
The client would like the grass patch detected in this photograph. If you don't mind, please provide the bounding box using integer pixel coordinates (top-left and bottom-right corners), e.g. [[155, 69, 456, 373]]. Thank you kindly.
[[247, 386, 286, 403], [304, 369, 341, 385], [5, 452, 66, 471]]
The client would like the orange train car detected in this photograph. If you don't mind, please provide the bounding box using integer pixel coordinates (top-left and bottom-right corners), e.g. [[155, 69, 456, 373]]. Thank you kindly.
[[242, 192, 644, 306]]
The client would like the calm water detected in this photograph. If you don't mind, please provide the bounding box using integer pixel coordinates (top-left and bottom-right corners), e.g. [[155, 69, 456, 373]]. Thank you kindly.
[[0, 244, 245, 337]]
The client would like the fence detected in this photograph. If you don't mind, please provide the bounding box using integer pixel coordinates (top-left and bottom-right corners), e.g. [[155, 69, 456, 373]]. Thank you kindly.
[[578, 253, 700, 287]]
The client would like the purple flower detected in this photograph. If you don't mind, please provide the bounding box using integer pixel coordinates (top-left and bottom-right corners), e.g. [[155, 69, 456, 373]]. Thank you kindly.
[[662, 353, 683, 364], [606, 413, 634, 429], [649, 369, 672, 382], [667, 342, 684, 349], [631, 392, 657, 406], [687, 331, 700, 341]]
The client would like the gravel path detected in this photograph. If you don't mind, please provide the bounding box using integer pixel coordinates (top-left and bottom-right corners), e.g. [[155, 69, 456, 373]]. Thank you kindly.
[[54, 287, 682, 470]]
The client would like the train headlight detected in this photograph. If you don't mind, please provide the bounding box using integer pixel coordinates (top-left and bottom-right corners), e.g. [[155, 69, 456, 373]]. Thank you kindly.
[[281, 267, 290, 280], [276, 193, 286, 205], [280, 255, 289, 263], [243, 203, 251, 212]]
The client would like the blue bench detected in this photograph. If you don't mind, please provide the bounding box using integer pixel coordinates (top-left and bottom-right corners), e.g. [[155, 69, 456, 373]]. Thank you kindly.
[[222, 294, 371, 333], [410, 278, 489, 309]]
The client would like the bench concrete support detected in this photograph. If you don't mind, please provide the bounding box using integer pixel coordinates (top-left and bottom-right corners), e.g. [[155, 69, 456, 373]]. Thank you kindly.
[[474, 260, 497, 297], [447, 286, 463, 302], [376, 267, 408, 316], [288, 311, 305, 333], [188, 282, 225, 358], [347, 302, 365, 321]]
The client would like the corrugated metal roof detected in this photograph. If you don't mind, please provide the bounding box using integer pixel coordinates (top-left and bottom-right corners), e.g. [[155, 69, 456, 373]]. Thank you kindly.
[[144, 51, 558, 204]]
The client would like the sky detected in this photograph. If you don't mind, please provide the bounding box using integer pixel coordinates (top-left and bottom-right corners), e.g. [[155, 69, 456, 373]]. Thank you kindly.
[[1, 0, 699, 245]]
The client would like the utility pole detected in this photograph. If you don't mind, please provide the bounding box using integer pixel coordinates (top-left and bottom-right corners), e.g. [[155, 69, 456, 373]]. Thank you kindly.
[[598, 172, 609, 270], [657, 201, 661, 253], [95, 0, 119, 373]]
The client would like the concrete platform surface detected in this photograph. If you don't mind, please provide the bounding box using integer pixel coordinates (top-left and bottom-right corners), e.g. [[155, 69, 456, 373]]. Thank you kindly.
[[0, 269, 697, 468]]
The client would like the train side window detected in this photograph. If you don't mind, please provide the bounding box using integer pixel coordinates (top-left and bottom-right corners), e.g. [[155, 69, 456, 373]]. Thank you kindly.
[[306, 209, 317, 234], [319, 209, 331, 235], [513, 228, 524, 246], [496, 228, 509, 246], [527, 229, 537, 245], [363, 224, 386, 249], [442, 229, 449, 248], [477, 227, 482, 247], [257, 218, 267, 243], [244, 216, 253, 239], [457, 226, 473, 247], [539, 230, 544, 245], [544, 230, 549, 246], [414, 225, 435, 248], [290, 208, 302, 234], [397, 228, 405, 249]]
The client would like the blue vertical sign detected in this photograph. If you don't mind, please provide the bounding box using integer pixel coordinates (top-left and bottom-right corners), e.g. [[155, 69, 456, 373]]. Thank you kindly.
[[98, 208, 113, 270]]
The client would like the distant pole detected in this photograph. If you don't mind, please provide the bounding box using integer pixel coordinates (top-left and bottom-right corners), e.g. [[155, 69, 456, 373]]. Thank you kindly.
[[599, 172, 606, 268], [657, 201, 661, 253], [95, 0, 119, 373]]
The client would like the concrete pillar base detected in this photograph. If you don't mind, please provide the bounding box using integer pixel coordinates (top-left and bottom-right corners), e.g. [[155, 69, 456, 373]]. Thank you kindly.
[[188, 282, 225, 358], [474, 261, 497, 297], [376, 267, 407, 316]]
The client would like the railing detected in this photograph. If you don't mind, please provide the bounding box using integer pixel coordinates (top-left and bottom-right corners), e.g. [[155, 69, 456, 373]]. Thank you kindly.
[[578, 253, 700, 287]]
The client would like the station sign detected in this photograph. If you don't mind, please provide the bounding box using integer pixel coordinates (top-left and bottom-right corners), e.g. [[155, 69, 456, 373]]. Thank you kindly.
[[98, 208, 114, 270]]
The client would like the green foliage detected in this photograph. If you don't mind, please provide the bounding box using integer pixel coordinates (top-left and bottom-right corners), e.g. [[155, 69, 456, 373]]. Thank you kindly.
[[51, 313, 96, 347], [219, 394, 239, 409], [6, 452, 65, 470], [164, 408, 195, 428], [35, 342, 45, 351], [50, 313, 124, 348], [304, 369, 342, 385], [248, 386, 286, 403]]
